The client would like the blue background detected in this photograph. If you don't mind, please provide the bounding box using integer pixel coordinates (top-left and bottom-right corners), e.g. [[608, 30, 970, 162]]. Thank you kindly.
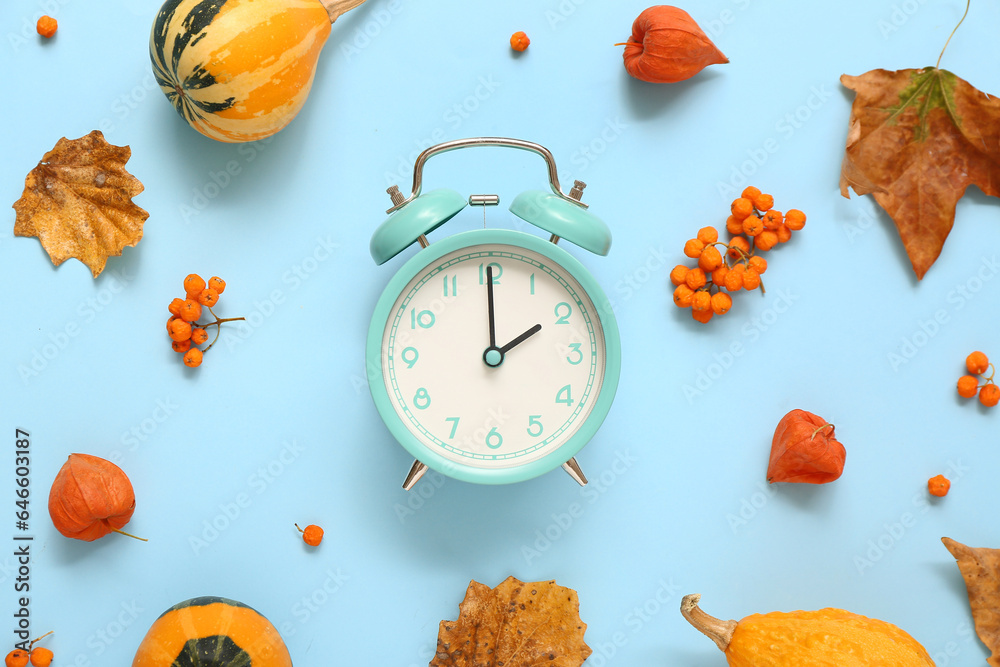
[[2, 0, 999, 664]]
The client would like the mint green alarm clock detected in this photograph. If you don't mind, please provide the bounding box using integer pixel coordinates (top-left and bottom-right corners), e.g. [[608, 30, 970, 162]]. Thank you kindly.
[[367, 138, 620, 488]]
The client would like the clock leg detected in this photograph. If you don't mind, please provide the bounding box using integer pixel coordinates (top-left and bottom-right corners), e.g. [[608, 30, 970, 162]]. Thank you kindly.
[[403, 459, 429, 490], [562, 458, 588, 486]]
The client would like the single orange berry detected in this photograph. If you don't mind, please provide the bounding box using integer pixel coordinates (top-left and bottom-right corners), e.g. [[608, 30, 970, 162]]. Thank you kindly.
[[742, 215, 763, 237], [683, 238, 705, 258], [710, 264, 729, 285], [957, 375, 979, 399], [741, 186, 761, 201], [28, 648, 53, 667], [723, 270, 743, 292], [784, 209, 806, 230], [966, 351, 989, 375], [727, 236, 750, 261], [691, 290, 712, 312], [742, 268, 761, 291], [36, 16, 57, 38], [685, 268, 707, 290], [730, 198, 754, 220], [178, 299, 202, 322], [5, 650, 29, 667], [927, 474, 951, 497], [296, 523, 324, 547], [696, 226, 719, 245], [762, 210, 783, 230], [197, 288, 219, 308], [752, 193, 774, 211], [775, 223, 792, 244], [208, 276, 226, 294], [673, 284, 695, 308], [171, 339, 192, 353], [167, 315, 179, 332], [698, 246, 723, 272], [183, 347, 203, 368], [191, 328, 209, 345], [748, 256, 767, 274], [710, 292, 732, 315], [168, 298, 185, 316], [510, 31, 530, 51], [755, 230, 779, 251], [691, 307, 713, 323], [980, 383, 1000, 408], [669, 265, 689, 286], [725, 215, 744, 235], [183, 274, 206, 296], [168, 319, 193, 342]]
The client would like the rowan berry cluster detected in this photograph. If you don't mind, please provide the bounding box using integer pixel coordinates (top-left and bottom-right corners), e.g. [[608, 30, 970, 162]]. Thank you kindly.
[[671, 187, 806, 323], [5, 632, 53, 667], [957, 350, 998, 407], [166, 274, 243, 368]]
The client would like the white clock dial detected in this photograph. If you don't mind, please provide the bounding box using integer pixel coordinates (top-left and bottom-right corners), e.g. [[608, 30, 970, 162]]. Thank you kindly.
[[380, 243, 607, 469]]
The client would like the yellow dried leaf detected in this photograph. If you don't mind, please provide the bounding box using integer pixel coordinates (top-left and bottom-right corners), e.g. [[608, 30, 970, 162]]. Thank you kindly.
[[942, 537, 1000, 666], [431, 576, 591, 667], [13, 130, 148, 277]]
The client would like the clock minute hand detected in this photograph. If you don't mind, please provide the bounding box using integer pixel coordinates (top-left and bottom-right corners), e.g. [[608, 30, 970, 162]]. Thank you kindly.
[[486, 265, 496, 348], [499, 324, 542, 354]]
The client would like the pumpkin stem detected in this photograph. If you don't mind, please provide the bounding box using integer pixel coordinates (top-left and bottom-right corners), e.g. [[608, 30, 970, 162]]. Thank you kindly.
[[681, 594, 737, 652], [113, 528, 149, 542], [320, 0, 369, 23], [810, 423, 834, 440]]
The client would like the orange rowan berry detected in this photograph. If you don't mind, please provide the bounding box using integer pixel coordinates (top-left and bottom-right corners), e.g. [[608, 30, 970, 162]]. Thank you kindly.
[[725, 215, 744, 235], [691, 307, 714, 323], [775, 224, 792, 244], [748, 256, 767, 275], [36, 16, 57, 38], [980, 383, 1000, 408], [741, 186, 761, 201], [685, 268, 707, 290], [762, 210, 783, 230], [710, 292, 732, 315], [752, 192, 774, 211], [510, 31, 530, 51], [696, 226, 719, 245], [966, 351, 989, 375], [168, 298, 185, 316], [673, 285, 695, 308], [698, 246, 723, 272], [742, 215, 763, 237], [5, 650, 29, 667], [183, 274, 206, 296], [191, 328, 209, 345], [28, 648, 53, 667], [755, 230, 779, 251], [683, 238, 705, 258], [691, 290, 712, 312], [927, 474, 950, 497], [172, 339, 192, 353], [742, 268, 761, 291], [723, 270, 743, 292], [197, 288, 219, 308], [711, 265, 729, 285], [296, 523, 324, 547], [178, 299, 202, 322], [727, 237, 750, 261], [183, 347, 203, 368], [669, 265, 689, 286], [730, 198, 754, 220], [167, 315, 179, 332], [957, 375, 979, 399], [208, 276, 226, 294], [784, 209, 806, 230], [168, 319, 193, 342]]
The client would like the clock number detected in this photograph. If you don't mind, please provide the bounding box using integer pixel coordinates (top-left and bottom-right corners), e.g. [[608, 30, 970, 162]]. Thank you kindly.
[[443, 275, 458, 297], [529, 273, 535, 295], [413, 388, 431, 410], [478, 262, 502, 284], [485, 427, 503, 449], [410, 309, 435, 329], [527, 415, 543, 438], [554, 302, 572, 325], [565, 342, 583, 365], [555, 384, 574, 406], [401, 347, 419, 369], [446, 417, 460, 439]]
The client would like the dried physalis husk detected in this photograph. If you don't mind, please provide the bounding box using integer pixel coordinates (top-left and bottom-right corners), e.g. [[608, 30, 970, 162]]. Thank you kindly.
[[621, 5, 728, 83]]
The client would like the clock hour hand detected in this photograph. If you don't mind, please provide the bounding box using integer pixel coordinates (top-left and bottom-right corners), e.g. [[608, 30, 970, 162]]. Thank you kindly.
[[499, 324, 542, 354]]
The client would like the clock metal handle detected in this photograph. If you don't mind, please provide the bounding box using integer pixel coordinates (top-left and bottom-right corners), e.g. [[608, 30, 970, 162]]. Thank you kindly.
[[386, 137, 588, 214]]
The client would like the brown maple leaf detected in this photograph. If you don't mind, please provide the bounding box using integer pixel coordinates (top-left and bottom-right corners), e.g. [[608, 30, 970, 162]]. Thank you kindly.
[[430, 576, 591, 667], [13, 130, 148, 278], [942, 537, 1000, 666], [839, 68, 1000, 279]]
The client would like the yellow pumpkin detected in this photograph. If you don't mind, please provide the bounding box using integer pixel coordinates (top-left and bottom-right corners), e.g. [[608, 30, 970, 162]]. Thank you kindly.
[[681, 594, 935, 666], [150, 0, 365, 143]]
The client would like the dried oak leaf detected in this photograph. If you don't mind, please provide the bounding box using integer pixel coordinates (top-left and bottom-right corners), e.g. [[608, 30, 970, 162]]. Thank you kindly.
[[840, 68, 1000, 279], [942, 537, 1000, 666], [13, 130, 148, 277], [430, 576, 591, 667]]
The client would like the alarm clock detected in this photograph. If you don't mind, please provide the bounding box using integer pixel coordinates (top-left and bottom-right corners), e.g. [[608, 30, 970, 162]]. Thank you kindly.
[[366, 138, 620, 488]]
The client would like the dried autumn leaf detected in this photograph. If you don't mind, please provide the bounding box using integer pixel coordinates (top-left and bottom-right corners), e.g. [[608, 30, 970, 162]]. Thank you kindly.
[[839, 68, 1000, 279], [13, 130, 148, 278], [942, 537, 1000, 666], [430, 576, 591, 667]]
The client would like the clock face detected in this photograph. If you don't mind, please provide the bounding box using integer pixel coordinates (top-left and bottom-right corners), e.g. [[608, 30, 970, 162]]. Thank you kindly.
[[374, 234, 615, 479]]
